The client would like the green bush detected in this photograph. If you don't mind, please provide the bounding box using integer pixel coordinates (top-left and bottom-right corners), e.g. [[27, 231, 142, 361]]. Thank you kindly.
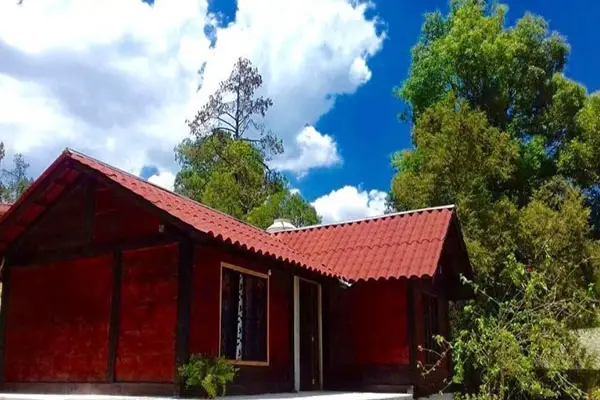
[[178, 354, 238, 398]]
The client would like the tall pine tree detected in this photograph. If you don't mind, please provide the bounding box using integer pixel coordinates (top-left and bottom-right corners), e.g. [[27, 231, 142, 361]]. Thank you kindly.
[[176, 58, 320, 228]]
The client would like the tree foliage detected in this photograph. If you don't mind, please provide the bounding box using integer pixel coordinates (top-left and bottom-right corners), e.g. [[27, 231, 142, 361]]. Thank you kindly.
[[391, 1, 600, 398], [176, 58, 320, 228], [0, 142, 32, 203], [246, 190, 320, 229]]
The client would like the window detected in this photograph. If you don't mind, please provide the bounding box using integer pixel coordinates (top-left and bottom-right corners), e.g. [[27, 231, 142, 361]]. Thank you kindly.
[[422, 293, 440, 365], [220, 263, 269, 364]]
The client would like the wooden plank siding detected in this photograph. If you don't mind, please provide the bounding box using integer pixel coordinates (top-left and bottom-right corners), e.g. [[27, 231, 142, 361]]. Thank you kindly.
[[0, 166, 457, 397], [324, 279, 413, 392], [0, 173, 328, 396], [188, 243, 299, 395]]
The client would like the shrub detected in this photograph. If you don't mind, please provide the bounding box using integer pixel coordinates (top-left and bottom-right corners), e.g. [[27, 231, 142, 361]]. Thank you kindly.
[[178, 354, 238, 398]]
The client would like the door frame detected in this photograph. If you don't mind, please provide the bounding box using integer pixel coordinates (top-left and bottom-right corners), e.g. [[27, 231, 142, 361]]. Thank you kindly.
[[293, 276, 323, 392]]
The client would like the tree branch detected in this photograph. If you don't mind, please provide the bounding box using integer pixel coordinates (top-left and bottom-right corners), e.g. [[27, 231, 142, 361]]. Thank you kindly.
[[216, 117, 237, 133]]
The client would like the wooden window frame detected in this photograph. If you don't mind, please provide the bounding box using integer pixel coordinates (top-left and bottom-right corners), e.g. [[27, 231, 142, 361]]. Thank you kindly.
[[218, 262, 270, 367]]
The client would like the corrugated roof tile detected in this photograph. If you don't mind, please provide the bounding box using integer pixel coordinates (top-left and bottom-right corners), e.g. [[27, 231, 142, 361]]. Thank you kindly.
[[63, 150, 334, 277], [275, 206, 454, 281], [1, 150, 459, 282]]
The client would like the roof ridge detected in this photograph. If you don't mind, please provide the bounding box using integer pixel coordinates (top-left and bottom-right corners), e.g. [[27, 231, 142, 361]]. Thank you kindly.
[[64, 148, 273, 236], [275, 204, 455, 234]]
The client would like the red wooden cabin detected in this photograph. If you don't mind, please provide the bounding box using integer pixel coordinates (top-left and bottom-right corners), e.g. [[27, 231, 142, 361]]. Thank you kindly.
[[0, 150, 472, 398]]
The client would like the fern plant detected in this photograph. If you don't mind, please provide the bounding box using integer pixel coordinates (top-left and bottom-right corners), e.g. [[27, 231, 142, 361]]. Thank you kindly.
[[178, 354, 238, 399]]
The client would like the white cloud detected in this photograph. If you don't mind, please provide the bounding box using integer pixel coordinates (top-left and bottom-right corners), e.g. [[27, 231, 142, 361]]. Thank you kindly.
[[148, 171, 176, 191], [272, 125, 341, 177], [312, 185, 388, 223], [289, 187, 301, 195], [0, 0, 384, 180], [349, 57, 372, 85]]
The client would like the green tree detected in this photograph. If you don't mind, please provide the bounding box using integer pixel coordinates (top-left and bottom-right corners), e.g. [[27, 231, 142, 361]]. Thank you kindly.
[[396, 0, 600, 210], [0, 142, 32, 203], [246, 190, 320, 228], [391, 1, 600, 398], [176, 58, 320, 228]]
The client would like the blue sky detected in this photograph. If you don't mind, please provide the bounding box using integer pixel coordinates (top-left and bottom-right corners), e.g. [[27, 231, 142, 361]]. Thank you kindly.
[[0, 0, 598, 223], [284, 0, 600, 201]]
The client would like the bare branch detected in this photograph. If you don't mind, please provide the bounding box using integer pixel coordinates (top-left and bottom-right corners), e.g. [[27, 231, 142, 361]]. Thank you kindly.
[[216, 117, 237, 133]]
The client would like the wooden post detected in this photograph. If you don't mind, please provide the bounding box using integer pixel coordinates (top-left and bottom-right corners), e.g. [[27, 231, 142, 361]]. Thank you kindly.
[[0, 261, 12, 386], [174, 239, 193, 395], [106, 250, 122, 382], [407, 279, 417, 382], [83, 178, 96, 246], [288, 272, 296, 391]]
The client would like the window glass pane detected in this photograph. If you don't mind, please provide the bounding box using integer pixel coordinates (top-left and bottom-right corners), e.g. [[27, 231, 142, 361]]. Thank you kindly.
[[221, 268, 239, 359], [220, 267, 268, 362], [242, 275, 267, 361]]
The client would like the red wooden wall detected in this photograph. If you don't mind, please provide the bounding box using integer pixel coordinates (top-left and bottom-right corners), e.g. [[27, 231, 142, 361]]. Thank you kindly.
[[5, 255, 112, 382], [328, 279, 409, 368], [3, 173, 447, 393], [4, 178, 176, 384], [2, 175, 298, 393], [189, 245, 219, 357], [92, 185, 161, 244], [116, 244, 178, 382], [189, 245, 292, 393], [350, 279, 409, 365], [15, 181, 161, 255]]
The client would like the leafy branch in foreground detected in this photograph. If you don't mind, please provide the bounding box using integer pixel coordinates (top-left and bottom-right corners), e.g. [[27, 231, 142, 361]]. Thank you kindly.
[[420, 262, 598, 400]]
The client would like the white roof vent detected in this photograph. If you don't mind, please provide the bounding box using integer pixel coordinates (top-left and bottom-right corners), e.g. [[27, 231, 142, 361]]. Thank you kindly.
[[266, 218, 296, 233]]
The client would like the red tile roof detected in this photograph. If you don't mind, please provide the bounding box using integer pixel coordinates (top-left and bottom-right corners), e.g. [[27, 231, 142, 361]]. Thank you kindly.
[[275, 206, 455, 281], [0, 149, 463, 282], [65, 150, 334, 277]]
